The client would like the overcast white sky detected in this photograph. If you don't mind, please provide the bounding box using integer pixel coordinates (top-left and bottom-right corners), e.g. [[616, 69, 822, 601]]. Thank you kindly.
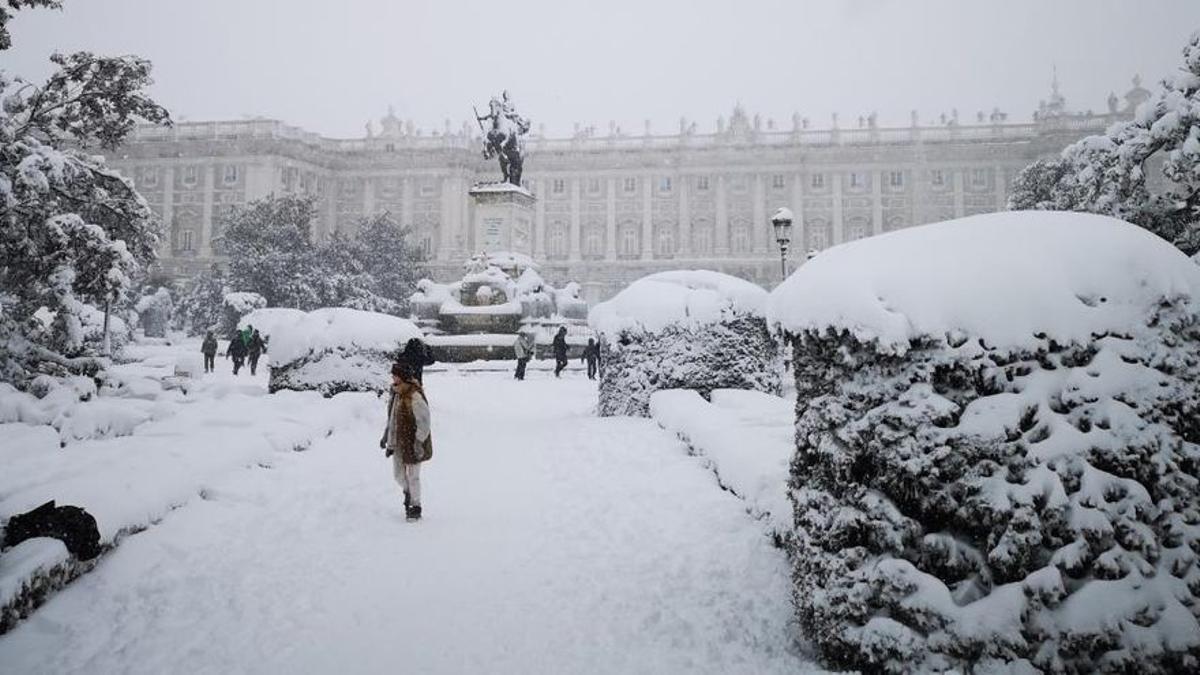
[[5, 0, 1200, 138]]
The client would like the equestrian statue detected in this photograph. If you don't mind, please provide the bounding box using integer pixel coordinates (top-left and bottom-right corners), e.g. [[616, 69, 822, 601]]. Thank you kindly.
[[475, 90, 531, 186]]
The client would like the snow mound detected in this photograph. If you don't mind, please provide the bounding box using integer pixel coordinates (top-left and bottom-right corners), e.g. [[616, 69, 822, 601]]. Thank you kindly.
[[241, 307, 422, 366], [767, 212, 1200, 353], [590, 270, 769, 337]]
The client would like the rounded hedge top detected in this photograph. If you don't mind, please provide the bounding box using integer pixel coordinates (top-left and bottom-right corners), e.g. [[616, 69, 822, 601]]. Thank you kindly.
[[767, 211, 1200, 353], [590, 270, 768, 336]]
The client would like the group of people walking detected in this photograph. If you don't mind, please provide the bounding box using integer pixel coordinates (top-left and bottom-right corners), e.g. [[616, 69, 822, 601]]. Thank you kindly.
[[513, 327, 600, 380], [200, 325, 266, 375]]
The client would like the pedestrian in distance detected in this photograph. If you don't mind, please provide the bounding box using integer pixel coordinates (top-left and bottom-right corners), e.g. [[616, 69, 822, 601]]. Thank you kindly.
[[396, 337, 436, 384], [227, 332, 247, 375], [247, 329, 267, 376], [582, 337, 600, 380], [201, 330, 218, 373], [552, 326, 569, 378], [513, 330, 535, 380], [380, 362, 433, 522]]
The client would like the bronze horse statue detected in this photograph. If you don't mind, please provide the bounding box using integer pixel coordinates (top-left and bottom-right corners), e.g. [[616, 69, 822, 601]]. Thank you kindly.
[[476, 94, 530, 186]]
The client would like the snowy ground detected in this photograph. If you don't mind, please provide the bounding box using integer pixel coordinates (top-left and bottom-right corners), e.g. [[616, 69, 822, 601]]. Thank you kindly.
[[0, 341, 817, 674]]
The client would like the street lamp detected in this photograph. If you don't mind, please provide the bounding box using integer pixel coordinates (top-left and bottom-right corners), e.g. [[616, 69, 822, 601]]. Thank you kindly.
[[770, 207, 794, 279]]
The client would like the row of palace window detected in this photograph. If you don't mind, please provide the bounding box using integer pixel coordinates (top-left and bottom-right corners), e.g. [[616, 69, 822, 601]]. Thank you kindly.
[[537, 215, 910, 259], [546, 169, 993, 196], [141, 165, 241, 188]]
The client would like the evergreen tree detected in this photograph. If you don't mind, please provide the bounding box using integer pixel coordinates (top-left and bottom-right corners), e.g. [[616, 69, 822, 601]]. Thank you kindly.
[[174, 264, 227, 335], [354, 211, 425, 314], [1011, 31, 1200, 254], [222, 194, 322, 309]]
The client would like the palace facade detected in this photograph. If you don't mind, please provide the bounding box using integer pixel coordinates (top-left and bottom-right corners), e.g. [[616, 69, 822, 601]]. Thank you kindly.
[[107, 79, 1151, 304]]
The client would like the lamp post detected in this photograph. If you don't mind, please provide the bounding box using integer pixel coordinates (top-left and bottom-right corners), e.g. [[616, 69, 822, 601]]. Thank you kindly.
[[770, 207, 794, 280]]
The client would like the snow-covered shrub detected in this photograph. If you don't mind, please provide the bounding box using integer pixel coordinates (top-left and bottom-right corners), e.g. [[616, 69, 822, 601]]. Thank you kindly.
[[590, 270, 780, 417], [767, 212, 1200, 673], [244, 307, 422, 397], [220, 292, 266, 337], [134, 288, 173, 338]]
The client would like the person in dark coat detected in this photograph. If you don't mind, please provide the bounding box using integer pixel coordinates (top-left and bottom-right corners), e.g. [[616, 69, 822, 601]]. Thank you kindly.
[[552, 326, 569, 378], [227, 333, 247, 375], [581, 337, 600, 380], [397, 337, 436, 384], [247, 329, 267, 375], [201, 331, 218, 373]]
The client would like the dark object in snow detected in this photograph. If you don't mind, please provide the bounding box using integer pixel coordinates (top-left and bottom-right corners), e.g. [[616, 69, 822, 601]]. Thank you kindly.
[[3, 501, 101, 561]]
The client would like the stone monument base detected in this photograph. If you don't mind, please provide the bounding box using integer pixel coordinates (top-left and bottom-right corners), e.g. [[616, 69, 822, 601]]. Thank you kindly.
[[469, 182, 536, 256]]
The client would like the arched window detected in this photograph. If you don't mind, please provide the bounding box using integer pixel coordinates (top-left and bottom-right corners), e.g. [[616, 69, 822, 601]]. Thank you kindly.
[[730, 219, 750, 254], [584, 226, 604, 259], [692, 220, 713, 256], [618, 222, 640, 259], [654, 224, 675, 258], [547, 222, 568, 259], [806, 218, 829, 252], [884, 215, 907, 232]]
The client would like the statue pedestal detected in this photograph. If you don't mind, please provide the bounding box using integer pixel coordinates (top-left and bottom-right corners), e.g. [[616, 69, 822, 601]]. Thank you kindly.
[[469, 182, 536, 256]]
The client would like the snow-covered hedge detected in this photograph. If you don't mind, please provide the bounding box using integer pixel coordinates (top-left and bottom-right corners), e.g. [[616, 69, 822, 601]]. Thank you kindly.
[[591, 271, 780, 417], [221, 292, 266, 337], [243, 308, 422, 397], [767, 212, 1200, 673]]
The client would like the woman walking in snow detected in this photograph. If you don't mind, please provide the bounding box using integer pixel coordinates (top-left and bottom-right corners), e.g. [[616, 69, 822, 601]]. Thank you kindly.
[[380, 363, 433, 522], [552, 326, 569, 378]]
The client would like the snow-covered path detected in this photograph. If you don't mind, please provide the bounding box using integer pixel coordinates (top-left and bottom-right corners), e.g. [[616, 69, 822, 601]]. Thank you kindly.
[[0, 369, 813, 674]]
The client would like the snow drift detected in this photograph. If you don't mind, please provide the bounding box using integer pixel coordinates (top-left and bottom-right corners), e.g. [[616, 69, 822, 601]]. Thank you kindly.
[[768, 211, 1200, 672], [591, 271, 780, 417]]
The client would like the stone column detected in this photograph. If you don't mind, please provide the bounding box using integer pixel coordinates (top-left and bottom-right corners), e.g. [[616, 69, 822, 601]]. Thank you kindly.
[[641, 175, 653, 260], [402, 175, 415, 237], [363, 176, 376, 221], [605, 177, 617, 260], [441, 175, 460, 262], [995, 165, 1007, 211], [715, 175, 729, 256], [160, 165, 175, 259], [438, 175, 454, 259], [678, 176, 691, 258], [569, 177, 582, 261], [832, 172, 845, 244], [791, 172, 804, 255], [534, 177, 547, 259], [872, 169, 884, 236], [752, 173, 767, 254], [953, 169, 965, 218], [200, 163, 215, 256]]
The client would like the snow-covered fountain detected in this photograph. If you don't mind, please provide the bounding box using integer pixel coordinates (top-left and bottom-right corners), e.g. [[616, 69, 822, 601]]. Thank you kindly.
[[589, 270, 782, 417], [410, 251, 589, 362], [767, 211, 1200, 672]]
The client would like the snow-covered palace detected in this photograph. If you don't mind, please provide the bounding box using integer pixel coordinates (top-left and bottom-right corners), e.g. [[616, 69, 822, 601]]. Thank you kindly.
[[109, 78, 1151, 303]]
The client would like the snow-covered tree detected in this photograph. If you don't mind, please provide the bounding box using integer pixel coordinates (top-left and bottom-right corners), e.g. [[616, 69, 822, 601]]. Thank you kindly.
[[173, 264, 227, 336], [353, 211, 425, 314], [0, 48, 170, 386], [0, 1, 61, 51], [769, 212, 1200, 673], [1011, 31, 1200, 254], [223, 199, 423, 314], [222, 195, 322, 309]]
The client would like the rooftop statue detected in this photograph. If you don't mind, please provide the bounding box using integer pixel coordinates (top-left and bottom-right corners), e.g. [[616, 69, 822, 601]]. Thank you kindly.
[[475, 90, 531, 186]]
